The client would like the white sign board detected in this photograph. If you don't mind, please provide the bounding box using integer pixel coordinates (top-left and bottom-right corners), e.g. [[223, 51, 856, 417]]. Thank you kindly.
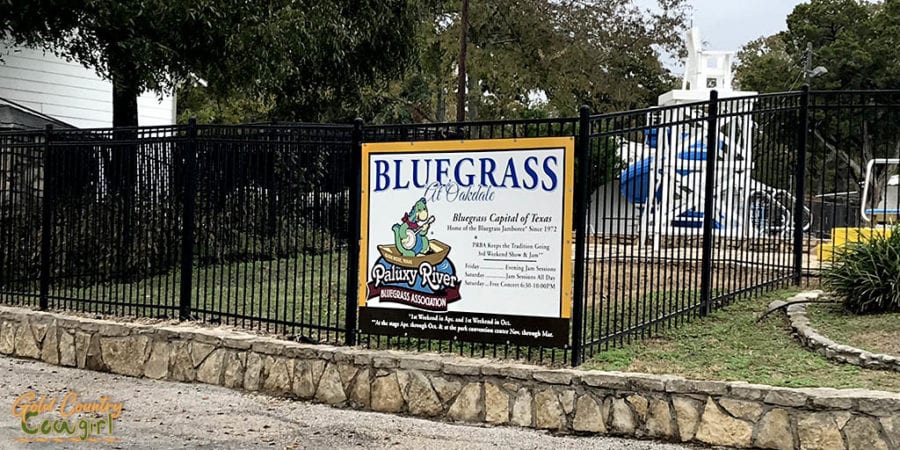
[[358, 137, 574, 346]]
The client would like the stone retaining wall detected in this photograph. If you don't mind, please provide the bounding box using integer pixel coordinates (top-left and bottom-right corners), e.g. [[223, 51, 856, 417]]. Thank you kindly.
[[781, 291, 900, 373], [1, 305, 898, 450]]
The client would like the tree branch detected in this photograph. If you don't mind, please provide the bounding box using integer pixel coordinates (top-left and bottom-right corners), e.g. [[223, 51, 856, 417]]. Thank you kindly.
[[862, 120, 872, 166], [813, 129, 863, 181]]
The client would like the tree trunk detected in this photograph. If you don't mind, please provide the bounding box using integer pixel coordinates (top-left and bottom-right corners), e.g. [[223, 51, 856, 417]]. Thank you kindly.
[[456, 0, 469, 123], [467, 73, 480, 122], [108, 43, 140, 128], [105, 68, 139, 195], [107, 57, 139, 279], [436, 88, 446, 123], [112, 75, 139, 128]]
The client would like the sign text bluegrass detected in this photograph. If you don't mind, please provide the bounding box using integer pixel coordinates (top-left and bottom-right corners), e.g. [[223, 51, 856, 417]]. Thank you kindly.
[[358, 137, 575, 347]]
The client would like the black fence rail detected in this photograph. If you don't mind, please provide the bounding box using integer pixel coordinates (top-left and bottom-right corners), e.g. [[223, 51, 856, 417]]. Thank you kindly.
[[0, 122, 355, 344], [44, 125, 187, 318], [0, 130, 44, 308], [1, 88, 890, 366], [804, 91, 900, 275], [574, 92, 805, 363], [188, 124, 354, 340]]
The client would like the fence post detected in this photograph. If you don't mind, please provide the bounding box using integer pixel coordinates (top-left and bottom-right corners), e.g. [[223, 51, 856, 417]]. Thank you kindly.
[[179, 118, 198, 321], [39, 125, 53, 311], [793, 85, 810, 285], [699, 90, 719, 318], [345, 118, 364, 346], [571, 105, 591, 367]]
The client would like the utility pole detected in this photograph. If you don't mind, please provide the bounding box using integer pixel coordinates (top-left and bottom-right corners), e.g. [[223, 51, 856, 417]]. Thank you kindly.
[[803, 42, 812, 85], [456, 0, 469, 123], [801, 42, 828, 86]]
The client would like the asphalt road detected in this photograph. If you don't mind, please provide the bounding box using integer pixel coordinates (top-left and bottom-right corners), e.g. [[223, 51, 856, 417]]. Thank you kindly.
[[0, 356, 698, 450]]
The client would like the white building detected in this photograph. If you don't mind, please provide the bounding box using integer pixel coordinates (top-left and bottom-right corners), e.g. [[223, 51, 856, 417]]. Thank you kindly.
[[0, 44, 176, 130]]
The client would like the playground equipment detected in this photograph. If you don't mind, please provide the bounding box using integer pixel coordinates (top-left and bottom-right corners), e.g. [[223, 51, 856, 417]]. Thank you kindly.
[[818, 159, 899, 260], [860, 159, 900, 224], [613, 28, 811, 249]]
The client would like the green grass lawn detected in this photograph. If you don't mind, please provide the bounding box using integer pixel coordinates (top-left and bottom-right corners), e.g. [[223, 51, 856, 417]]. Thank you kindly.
[[581, 289, 900, 392], [806, 303, 900, 356]]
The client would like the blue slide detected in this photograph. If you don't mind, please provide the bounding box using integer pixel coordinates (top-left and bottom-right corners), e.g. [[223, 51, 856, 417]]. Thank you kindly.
[[619, 133, 723, 228], [620, 156, 658, 204]]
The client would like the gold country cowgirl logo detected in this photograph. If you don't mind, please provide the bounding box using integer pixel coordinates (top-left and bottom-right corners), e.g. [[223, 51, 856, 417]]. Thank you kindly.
[[10, 391, 124, 443]]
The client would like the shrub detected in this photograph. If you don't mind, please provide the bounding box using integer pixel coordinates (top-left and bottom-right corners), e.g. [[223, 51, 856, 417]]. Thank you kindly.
[[823, 226, 900, 314], [194, 186, 345, 264]]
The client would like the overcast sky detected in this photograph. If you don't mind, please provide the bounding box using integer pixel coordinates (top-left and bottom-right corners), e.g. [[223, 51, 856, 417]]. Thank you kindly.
[[637, 0, 807, 56]]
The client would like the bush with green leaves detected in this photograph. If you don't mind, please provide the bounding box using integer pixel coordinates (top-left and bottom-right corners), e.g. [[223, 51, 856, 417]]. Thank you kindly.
[[823, 226, 900, 314]]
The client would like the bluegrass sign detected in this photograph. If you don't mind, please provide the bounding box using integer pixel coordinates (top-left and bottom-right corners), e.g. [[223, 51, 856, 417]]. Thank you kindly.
[[358, 137, 574, 347]]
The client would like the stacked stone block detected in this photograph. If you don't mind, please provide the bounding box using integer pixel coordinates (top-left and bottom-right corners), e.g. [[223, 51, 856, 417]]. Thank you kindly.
[[1, 306, 897, 450]]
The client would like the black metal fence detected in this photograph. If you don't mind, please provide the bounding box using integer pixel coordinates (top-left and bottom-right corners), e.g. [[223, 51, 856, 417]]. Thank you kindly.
[[574, 91, 807, 363], [0, 123, 354, 343], [2, 88, 894, 366], [804, 91, 900, 273]]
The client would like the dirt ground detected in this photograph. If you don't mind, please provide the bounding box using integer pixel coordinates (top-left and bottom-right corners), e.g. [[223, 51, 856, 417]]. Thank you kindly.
[[580, 244, 797, 343], [584, 249, 790, 306]]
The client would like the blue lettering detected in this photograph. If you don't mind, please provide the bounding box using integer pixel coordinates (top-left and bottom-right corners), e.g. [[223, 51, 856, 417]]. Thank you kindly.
[[424, 181, 444, 201], [435, 159, 451, 184], [455, 158, 475, 187], [541, 156, 559, 191], [375, 155, 559, 192], [522, 156, 539, 189], [393, 160, 409, 190], [412, 159, 431, 188], [374, 160, 390, 192], [502, 158, 520, 188], [480, 158, 499, 187]]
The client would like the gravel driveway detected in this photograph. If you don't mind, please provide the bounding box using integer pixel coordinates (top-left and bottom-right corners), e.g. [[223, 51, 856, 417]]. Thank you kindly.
[[0, 356, 698, 450]]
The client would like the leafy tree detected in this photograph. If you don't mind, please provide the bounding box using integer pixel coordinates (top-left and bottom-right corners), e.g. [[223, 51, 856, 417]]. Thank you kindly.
[[177, 84, 276, 125], [2, 0, 418, 126], [405, 0, 691, 121], [734, 0, 900, 210], [734, 34, 799, 92], [179, 0, 689, 124], [736, 0, 883, 92], [3, 0, 419, 267]]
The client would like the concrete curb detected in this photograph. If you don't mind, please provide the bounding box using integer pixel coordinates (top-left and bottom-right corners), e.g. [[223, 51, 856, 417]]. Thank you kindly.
[[778, 291, 900, 373]]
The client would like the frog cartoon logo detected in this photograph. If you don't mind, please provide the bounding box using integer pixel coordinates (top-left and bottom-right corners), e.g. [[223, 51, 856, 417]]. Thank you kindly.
[[367, 198, 462, 311], [393, 198, 434, 256]]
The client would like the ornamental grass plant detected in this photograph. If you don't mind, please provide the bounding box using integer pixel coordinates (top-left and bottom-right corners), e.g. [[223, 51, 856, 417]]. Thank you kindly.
[[823, 226, 900, 314]]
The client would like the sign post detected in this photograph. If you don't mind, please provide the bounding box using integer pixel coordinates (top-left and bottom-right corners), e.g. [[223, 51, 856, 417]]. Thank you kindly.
[[358, 137, 575, 347]]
